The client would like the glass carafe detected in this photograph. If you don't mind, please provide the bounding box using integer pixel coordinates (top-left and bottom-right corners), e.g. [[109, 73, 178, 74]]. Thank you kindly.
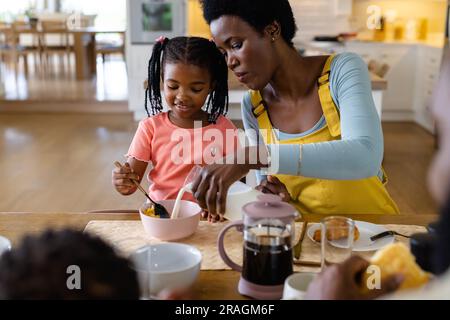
[[218, 194, 299, 299]]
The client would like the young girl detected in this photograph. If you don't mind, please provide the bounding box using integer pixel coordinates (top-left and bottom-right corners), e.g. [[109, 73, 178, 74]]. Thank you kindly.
[[112, 36, 238, 207]]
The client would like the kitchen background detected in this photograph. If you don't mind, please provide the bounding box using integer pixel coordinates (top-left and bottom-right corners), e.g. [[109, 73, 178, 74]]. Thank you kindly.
[[128, 0, 447, 131], [0, 0, 448, 214]]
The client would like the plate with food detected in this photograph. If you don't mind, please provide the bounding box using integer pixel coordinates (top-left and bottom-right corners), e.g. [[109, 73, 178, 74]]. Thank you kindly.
[[307, 220, 395, 252]]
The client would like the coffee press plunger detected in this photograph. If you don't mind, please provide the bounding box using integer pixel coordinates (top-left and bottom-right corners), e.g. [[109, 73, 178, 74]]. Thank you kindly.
[[218, 194, 299, 299]]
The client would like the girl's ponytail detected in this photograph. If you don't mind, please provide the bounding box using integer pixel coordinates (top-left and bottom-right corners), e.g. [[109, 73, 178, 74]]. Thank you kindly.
[[145, 37, 169, 117]]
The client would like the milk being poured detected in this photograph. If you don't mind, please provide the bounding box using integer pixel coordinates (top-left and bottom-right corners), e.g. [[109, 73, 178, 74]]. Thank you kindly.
[[171, 183, 193, 219]]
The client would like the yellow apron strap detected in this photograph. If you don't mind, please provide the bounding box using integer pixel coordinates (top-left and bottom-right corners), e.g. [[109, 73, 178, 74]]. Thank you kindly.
[[318, 55, 341, 137], [249, 90, 265, 118], [249, 90, 274, 145], [380, 167, 389, 185]]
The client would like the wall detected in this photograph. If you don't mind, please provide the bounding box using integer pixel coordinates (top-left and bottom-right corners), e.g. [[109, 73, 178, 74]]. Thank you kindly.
[[187, 0, 210, 38], [126, 0, 151, 120], [290, 0, 353, 43], [352, 0, 447, 36], [185, 0, 354, 43]]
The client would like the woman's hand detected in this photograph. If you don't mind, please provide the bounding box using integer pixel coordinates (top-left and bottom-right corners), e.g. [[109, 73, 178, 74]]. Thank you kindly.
[[201, 210, 223, 223], [191, 163, 250, 221], [112, 162, 140, 195], [256, 175, 291, 202]]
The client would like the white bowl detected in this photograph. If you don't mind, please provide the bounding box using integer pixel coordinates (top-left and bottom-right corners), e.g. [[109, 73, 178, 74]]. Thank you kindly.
[[139, 200, 201, 241], [282, 272, 316, 300], [0, 235, 12, 256], [130, 243, 202, 298]]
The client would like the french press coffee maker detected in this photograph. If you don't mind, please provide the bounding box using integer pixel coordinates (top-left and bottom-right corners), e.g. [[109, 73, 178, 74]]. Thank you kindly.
[[218, 194, 299, 299]]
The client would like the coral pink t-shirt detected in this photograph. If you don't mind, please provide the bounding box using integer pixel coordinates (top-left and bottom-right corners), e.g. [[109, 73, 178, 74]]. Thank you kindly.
[[126, 112, 239, 202]]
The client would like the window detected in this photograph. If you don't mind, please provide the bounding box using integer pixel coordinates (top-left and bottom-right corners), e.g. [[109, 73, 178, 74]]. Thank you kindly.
[[0, 0, 126, 30], [61, 0, 126, 29]]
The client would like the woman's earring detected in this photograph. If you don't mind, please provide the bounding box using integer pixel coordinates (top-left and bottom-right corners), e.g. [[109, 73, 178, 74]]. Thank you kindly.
[[271, 37, 276, 42]]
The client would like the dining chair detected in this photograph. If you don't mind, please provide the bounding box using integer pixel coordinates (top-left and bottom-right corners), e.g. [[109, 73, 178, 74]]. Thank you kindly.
[[0, 24, 29, 77], [40, 20, 73, 75], [11, 20, 43, 76], [95, 32, 125, 64]]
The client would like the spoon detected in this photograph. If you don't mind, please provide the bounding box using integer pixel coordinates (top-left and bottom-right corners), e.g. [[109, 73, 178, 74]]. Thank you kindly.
[[370, 230, 410, 242], [114, 161, 170, 219]]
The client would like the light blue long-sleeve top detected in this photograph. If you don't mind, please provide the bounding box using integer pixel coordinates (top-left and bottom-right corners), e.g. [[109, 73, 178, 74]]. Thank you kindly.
[[241, 52, 384, 184]]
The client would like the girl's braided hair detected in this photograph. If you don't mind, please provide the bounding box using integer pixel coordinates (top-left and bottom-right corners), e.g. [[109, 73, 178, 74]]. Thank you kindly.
[[145, 36, 229, 123]]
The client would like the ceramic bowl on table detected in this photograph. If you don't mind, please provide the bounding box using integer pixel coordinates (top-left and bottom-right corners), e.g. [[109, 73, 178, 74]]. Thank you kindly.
[[139, 199, 201, 241], [0, 235, 12, 256], [130, 243, 202, 299], [282, 272, 317, 300]]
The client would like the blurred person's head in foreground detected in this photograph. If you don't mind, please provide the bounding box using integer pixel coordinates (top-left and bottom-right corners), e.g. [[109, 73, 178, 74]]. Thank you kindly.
[[427, 42, 450, 274], [0, 229, 140, 300]]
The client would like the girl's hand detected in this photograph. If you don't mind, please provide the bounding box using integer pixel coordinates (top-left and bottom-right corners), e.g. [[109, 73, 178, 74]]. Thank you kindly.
[[112, 162, 140, 195], [256, 175, 291, 202]]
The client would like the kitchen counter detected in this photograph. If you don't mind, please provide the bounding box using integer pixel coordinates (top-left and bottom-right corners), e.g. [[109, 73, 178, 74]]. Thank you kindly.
[[0, 211, 437, 300], [228, 70, 387, 91], [349, 33, 446, 49], [227, 70, 387, 119]]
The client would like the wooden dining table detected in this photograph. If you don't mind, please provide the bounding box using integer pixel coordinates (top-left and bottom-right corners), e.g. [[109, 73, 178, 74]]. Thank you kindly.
[[69, 27, 125, 80], [0, 26, 125, 80], [0, 211, 438, 300]]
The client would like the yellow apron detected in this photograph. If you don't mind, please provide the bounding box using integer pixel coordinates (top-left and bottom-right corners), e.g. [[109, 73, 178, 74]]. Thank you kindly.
[[250, 55, 399, 215]]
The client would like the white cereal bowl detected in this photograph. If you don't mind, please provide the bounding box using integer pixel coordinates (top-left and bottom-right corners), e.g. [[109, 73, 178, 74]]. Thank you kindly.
[[139, 200, 201, 241], [282, 272, 317, 300], [130, 243, 202, 298], [0, 235, 12, 256]]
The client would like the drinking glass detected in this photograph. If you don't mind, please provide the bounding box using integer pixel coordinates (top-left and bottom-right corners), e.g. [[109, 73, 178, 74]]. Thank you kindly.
[[320, 216, 355, 269]]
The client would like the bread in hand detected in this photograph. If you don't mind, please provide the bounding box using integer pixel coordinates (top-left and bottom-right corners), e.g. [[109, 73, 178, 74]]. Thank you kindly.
[[361, 242, 431, 291]]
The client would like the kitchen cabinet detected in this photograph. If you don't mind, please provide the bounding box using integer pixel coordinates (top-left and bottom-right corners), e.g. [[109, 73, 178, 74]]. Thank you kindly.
[[345, 42, 417, 121], [344, 41, 443, 132], [414, 45, 442, 132]]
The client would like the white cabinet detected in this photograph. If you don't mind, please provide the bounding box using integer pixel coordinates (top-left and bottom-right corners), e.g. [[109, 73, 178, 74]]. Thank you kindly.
[[414, 46, 442, 132], [345, 42, 417, 121], [344, 41, 442, 130]]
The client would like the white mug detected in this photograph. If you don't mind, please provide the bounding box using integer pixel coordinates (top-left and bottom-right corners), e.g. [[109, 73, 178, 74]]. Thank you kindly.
[[282, 272, 316, 300], [0, 235, 12, 256]]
